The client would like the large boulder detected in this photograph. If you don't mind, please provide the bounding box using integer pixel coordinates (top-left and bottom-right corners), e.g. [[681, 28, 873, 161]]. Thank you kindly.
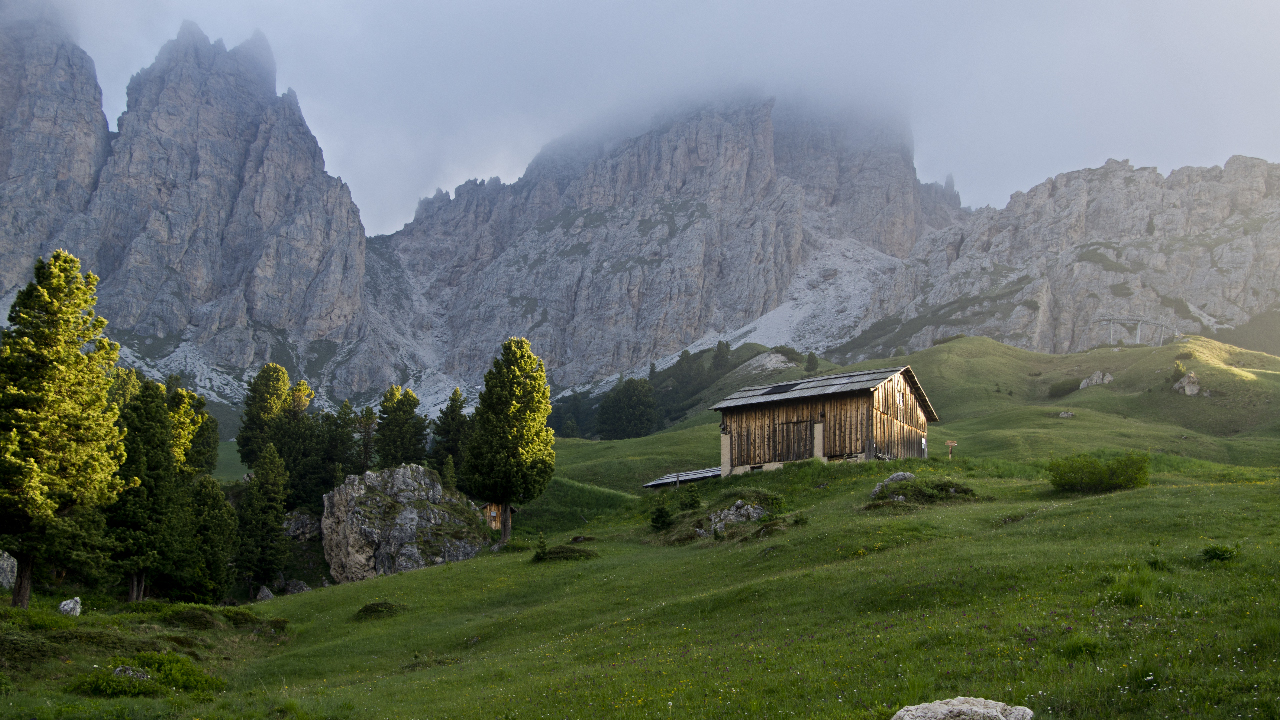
[[322, 465, 487, 583], [891, 697, 1032, 720], [1173, 372, 1200, 396], [871, 472, 916, 499]]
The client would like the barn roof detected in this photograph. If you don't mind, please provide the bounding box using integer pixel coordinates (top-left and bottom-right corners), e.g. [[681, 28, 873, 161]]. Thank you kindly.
[[710, 366, 939, 421]]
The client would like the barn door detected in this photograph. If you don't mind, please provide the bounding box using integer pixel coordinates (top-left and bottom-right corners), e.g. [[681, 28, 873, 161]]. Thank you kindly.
[[778, 420, 813, 462]]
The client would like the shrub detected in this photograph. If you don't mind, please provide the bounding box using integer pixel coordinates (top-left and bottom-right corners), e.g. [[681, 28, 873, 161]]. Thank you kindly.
[[712, 487, 784, 512], [531, 545, 599, 562], [128, 651, 226, 692], [69, 668, 162, 698], [0, 672, 14, 697], [1047, 378, 1083, 398], [790, 513, 810, 526], [650, 505, 674, 531], [353, 602, 406, 621], [1047, 453, 1149, 492], [1168, 360, 1188, 384], [772, 345, 805, 363], [677, 485, 701, 511], [1201, 544, 1237, 562], [163, 607, 220, 630], [1175, 351, 1193, 360], [931, 334, 965, 346], [220, 607, 261, 627], [0, 630, 55, 668], [71, 652, 225, 697]]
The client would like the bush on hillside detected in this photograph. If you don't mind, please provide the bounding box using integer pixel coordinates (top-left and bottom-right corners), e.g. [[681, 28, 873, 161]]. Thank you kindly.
[[353, 602, 406, 621], [650, 505, 674, 531], [1047, 378, 1083, 398], [677, 485, 701, 511], [931, 334, 966, 346], [1047, 452, 1150, 492]]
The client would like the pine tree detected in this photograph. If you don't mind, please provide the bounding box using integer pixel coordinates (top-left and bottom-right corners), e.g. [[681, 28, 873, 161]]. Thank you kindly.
[[596, 378, 658, 440], [429, 387, 471, 468], [805, 352, 819, 373], [186, 475, 237, 603], [0, 251, 127, 608], [353, 406, 376, 475], [462, 338, 555, 543], [107, 381, 180, 602], [710, 341, 732, 375], [237, 363, 291, 468], [236, 444, 288, 589], [374, 385, 428, 469]]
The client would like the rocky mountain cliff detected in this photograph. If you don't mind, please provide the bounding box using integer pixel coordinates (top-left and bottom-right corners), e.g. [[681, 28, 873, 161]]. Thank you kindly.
[[3, 16, 1279, 416], [0, 18, 372, 412]]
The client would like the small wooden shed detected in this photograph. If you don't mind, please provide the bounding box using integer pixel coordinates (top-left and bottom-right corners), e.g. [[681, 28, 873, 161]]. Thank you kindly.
[[711, 366, 939, 475]]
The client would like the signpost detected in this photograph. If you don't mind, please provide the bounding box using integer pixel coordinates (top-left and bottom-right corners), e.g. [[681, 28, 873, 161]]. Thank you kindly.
[[945, 440, 958, 460]]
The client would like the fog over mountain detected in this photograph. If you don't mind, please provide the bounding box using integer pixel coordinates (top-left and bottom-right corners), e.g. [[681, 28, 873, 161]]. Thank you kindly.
[[26, 0, 1280, 235], [3, 1, 1280, 427]]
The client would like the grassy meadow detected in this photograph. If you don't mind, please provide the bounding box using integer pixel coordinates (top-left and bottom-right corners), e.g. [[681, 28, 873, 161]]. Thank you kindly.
[[4, 335, 1280, 719]]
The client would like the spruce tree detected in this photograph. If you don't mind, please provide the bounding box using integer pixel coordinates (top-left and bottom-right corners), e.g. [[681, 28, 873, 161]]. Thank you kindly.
[[710, 340, 732, 375], [805, 352, 819, 373], [236, 444, 288, 589], [374, 385, 428, 469], [187, 475, 237, 603], [237, 363, 291, 468], [0, 251, 127, 608], [429, 387, 471, 468], [462, 338, 555, 543], [596, 378, 658, 440], [107, 381, 180, 602], [353, 405, 376, 474]]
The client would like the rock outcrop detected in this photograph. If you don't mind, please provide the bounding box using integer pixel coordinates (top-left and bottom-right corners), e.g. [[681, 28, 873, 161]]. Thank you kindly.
[[58, 597, 80, 616], [1173, 372, 1201, 396], [321, 464, 487, 583], [891, 697, 1032, 720], [1079, 371, 1113, 389], [707, 500, 768, 534], [871, 472, 916, 499]]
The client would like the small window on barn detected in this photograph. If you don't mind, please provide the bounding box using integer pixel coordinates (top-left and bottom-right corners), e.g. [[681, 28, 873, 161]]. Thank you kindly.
[[897, 391, 904, 406]]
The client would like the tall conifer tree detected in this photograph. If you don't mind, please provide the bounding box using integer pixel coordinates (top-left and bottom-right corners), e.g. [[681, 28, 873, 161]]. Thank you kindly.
[[236, 444, 288, 589], [462, 338, 555, 543], [429, 387, 471, 468], [0, 251, 126, 608], [374, 385, 428, 469]]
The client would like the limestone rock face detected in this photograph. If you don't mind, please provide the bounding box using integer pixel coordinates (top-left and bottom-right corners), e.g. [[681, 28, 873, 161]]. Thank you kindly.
[[831, 156, 1280, 361], [0, 17, 109, 297], [891, 697, 1032, 720], [0, 18, 367, 408], [321, 464, 486, 584], [282, 509, 321, 542], [383, 100, 947, 391]]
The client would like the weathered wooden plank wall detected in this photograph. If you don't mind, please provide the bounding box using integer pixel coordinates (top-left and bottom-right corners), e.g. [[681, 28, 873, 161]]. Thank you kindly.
[[721, 371, 932, 466]]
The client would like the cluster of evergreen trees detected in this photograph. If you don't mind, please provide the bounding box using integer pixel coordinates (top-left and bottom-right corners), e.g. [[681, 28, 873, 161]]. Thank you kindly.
[[0, 252, 557, 608]]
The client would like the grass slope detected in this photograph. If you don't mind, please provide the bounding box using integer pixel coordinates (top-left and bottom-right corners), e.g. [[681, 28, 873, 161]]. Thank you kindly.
[[11, 457, 1278, 718]]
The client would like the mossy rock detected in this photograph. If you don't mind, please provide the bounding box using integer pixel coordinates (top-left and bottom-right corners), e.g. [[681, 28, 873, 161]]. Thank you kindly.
[[163, 607, 221, 630], [532, 545, 599, 562], [353, 602, 407, 621]]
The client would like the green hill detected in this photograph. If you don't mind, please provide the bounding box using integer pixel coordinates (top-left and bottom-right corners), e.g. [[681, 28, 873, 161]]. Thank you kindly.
[[10, 336, 1280, 719]]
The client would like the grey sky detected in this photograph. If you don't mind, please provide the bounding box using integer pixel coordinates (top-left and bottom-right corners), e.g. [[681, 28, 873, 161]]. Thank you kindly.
[[47, 0, 1280, 236]]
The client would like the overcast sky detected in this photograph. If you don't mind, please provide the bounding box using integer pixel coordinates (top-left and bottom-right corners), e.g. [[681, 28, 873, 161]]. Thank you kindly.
[[41, 0, 1280, 235]]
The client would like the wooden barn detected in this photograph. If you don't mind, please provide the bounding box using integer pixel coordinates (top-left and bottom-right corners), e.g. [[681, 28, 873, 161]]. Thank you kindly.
[[711, 366, 939, 475]]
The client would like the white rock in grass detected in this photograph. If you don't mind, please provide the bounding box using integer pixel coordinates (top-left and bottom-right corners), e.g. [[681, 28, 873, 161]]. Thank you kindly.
[[0, 550, 15, 589], [870, 472, 916, 499], [59, 597, 81, 616], [256, 586, 275, 601], [891, 696, 1033, 720]]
